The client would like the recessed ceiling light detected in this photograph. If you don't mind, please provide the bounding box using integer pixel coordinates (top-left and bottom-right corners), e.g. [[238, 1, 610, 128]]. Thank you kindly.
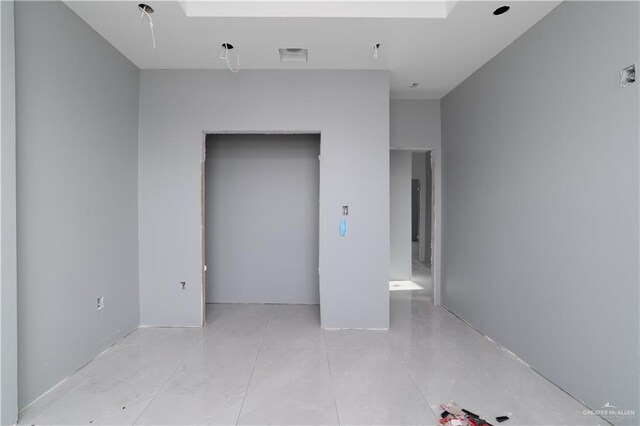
[[138, 3, 154, 14], [493, 5, 510, 15], [410, 82, 419, 88], [279, 48, 308, 63]]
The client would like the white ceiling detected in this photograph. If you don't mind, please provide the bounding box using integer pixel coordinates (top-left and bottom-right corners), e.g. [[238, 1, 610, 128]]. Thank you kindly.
[[64, 0, 560, 99]]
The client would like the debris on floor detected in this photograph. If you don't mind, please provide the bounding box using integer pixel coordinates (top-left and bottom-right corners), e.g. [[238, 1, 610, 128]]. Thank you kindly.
[[439, 402, 510, 426]]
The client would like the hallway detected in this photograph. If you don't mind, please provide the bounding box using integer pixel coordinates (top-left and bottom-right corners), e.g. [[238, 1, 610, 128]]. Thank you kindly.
[[410, 241, 433, 303]]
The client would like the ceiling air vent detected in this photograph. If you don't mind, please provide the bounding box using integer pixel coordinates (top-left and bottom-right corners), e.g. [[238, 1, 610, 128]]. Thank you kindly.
[[279, 48, 308, 63]]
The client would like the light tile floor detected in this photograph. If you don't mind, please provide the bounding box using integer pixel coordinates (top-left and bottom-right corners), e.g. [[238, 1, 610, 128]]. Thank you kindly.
[[19, 296, 605, 425]]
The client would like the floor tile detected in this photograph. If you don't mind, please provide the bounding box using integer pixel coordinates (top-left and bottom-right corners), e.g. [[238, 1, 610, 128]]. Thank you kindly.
[[328, 349, 436, 425], [135, 345, 259, 425], [202, 304, 272, 348], [25, 344, 190, 425], [237, 348, 338, 425], [323, 329, 390, 350], [262, 305, 324, 348], [120, 327, 204, 349], [394, 345, 603, 425], [385, 309, 496, 352]]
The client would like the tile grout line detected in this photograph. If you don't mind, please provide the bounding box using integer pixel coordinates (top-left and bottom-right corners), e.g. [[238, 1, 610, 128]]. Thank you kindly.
[[404, 358, 442, 424], [387, 339, 441, 424], [234, 346, 262, 426], [130, 326, 206, 425], [131, 340, 200, 426], [322, 329, 341, 426], [234, 305, 272, 426]]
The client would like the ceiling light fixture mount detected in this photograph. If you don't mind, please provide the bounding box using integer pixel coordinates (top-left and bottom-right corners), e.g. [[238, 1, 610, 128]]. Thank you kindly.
[[493, 5, 510, 15], [138, 3, 154, 14], [410, 82, 419, 88], [138, 4, 156, 49], [220, 43, 240, 72]]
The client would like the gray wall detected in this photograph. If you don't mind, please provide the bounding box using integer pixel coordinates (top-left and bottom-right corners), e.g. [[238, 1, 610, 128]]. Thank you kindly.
[[139, 70, 390, 329], [390, 100, 441, 151], [15, 1, 140, 409], [390, 150, 411, 280], [205, 134, 320, 304], [0, 1, 17, 423], [390, 99, 441, 303], [441, 2, 639, 423]]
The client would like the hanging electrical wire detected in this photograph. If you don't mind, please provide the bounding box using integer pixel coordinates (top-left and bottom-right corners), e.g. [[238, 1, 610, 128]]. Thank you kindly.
[[219, 43, 240, 73], [138, 4, 156, 49], [373, 43, 381, 60]]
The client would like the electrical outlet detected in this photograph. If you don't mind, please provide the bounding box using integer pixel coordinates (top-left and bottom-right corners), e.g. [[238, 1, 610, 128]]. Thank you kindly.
[[97, 297, 104, 310], [180, 281, 186, 290]]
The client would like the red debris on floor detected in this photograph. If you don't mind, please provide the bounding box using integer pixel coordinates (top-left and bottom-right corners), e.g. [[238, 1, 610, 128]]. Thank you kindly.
[[439, 402, 508, 426]]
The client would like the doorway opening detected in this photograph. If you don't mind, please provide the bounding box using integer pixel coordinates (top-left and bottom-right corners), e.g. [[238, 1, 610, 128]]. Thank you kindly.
[[389, 150, 434, 302], [409, 151, 434, 301], [202, 133, 321, 322]]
